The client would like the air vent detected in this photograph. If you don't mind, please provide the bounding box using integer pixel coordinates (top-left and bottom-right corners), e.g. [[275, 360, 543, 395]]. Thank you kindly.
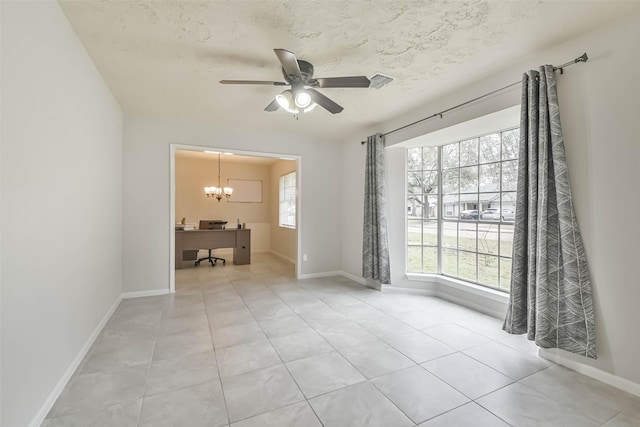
[[369, 73, 394, 89]]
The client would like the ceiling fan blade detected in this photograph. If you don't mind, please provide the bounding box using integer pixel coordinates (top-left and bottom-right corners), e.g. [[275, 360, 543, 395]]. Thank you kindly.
[[313, 76, 371, 88], [307, 89, 344, 114], [274, 49, 302, 79], [220, 80, 288, 86], [264, 99, 280, 112]]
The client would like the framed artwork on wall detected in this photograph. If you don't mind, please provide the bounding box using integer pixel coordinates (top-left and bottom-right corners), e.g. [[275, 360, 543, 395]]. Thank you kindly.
[[228, 179, 263, 203]]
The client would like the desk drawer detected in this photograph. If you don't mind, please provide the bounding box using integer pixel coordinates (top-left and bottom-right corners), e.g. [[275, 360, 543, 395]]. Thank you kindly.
[[184, 231, 236, 249], [183, 250, 198, 261]]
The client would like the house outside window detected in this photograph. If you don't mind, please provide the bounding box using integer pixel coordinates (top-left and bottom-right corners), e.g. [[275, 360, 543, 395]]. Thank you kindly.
[[407, 128, 519, 291], [279, 171, 296, 228]]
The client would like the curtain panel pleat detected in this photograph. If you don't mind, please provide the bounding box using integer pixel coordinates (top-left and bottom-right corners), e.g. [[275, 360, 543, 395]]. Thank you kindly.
[[362, 133, 391, 285], [503, 65, 596, 359]]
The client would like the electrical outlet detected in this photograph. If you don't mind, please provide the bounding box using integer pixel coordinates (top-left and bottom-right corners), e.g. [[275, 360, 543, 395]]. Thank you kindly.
[[303, 254, 308, 262]]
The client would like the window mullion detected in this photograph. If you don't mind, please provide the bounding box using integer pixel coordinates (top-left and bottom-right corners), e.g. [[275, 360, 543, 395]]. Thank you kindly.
[[437, 146, 443, 275], [498, 131, 503, 287]]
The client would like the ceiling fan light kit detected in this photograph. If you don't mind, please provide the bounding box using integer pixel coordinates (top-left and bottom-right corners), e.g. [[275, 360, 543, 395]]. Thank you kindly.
[[220, 49, 371, 115], [275, 90, 293, 110], [295, 91, 312, 108], [275, 89, 316, 114]]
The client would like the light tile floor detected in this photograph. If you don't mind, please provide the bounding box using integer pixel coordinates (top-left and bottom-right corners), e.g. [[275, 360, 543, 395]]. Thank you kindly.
[[44, 251, 640, 426]]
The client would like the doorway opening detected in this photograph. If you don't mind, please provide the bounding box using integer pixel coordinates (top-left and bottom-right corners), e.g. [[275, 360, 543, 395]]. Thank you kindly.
[[169, 144, 302, 292]]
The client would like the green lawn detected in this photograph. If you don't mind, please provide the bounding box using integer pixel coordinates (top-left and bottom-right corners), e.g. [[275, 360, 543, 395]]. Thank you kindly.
[[408, 226, 513, 291], [407, 220, 513, 290], [408, 222, 514, 257]]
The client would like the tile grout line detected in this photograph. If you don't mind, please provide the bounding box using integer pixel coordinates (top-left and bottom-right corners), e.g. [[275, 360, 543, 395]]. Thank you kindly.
[[135, 296, 168, 427], [355, 295, 520, 426], [275, 288, 381, 427], [174, 257, 625, 427], [271, 280, 422, 425], [230, 273, 324, 425], [197, 267, 527, 425], [472, 392, 517, 426], [220, 274, 400, 423], [208, 267, 245, 427]]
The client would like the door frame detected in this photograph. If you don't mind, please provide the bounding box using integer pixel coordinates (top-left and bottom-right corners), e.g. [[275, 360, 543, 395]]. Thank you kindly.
[[169, 143, 302, 292]]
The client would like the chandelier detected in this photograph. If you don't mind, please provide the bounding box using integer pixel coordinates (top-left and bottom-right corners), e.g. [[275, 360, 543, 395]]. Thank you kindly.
[[204, 153, 233, 202]]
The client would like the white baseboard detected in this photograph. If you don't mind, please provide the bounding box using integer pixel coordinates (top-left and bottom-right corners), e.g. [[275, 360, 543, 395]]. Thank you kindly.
[[381, 284, 436, 296], [122, 289, 171, 299], [29, 295, 123, 427], [379, 282, 504, 318], [436, 291, 506, 319], [539, 348, 640, 398], [298, 270, 344, 280], [270, 250, 296, 265], [297, 270, 374, 288], [297, 270, 384, 290], [337, 271, 367, 286]]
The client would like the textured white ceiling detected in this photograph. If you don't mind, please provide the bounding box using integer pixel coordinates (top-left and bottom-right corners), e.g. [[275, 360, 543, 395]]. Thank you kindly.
[[59, 0, 638, 141]]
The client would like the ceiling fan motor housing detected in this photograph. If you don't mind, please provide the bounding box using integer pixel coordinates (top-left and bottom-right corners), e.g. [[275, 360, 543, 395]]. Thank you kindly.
[[282, 60, 314, 84]]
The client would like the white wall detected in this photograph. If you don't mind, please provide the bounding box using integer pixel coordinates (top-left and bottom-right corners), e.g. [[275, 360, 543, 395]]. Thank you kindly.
[[340, 11, 640, 386], [0, 2, 123, 426], [270, 160, 298, 261], [123, 116, 342, 293], [340, 141, 366, 280]]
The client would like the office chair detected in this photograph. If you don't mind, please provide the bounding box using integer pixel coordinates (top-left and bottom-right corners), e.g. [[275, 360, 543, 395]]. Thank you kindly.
[[195, 220, 227, 267]]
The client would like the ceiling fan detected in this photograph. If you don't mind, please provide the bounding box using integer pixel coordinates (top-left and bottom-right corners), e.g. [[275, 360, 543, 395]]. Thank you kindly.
[[220, 49, 370, 114]]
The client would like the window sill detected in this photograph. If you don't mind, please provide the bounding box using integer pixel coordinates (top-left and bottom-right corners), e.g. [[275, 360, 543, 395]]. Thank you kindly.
[[405, 273, 510, 304], [279, 225, 296, 230]]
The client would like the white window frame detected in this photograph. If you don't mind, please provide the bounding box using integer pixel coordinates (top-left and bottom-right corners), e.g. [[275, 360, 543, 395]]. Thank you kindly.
[[279, 171, 296, 228], [406, 126, 519, 293]]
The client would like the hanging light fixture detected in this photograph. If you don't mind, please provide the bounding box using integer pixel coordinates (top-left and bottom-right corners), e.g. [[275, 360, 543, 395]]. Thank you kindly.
[[204, 153, 233, 202], [276, 89, 317, 114], [294, 90, 312, 109]]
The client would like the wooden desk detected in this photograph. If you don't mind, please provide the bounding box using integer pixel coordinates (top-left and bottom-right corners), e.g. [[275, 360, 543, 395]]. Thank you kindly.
[[175, 229, 251, 269]]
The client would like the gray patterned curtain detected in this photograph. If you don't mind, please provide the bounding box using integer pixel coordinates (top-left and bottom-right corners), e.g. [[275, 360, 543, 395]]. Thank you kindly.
[[503, 66, 596, 359], [362, 133, 391, 285]]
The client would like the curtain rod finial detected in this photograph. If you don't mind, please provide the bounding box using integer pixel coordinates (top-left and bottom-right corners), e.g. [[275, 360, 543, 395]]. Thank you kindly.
[[577, 53, 588, 63]]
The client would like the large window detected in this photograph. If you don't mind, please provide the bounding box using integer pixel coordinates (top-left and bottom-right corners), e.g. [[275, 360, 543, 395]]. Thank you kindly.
[[407, 128, 519, 291], [279, 171, 296, 228]]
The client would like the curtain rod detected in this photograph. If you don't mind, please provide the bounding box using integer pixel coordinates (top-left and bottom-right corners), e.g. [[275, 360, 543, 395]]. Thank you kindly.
[[361, 52, 589, 144]]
